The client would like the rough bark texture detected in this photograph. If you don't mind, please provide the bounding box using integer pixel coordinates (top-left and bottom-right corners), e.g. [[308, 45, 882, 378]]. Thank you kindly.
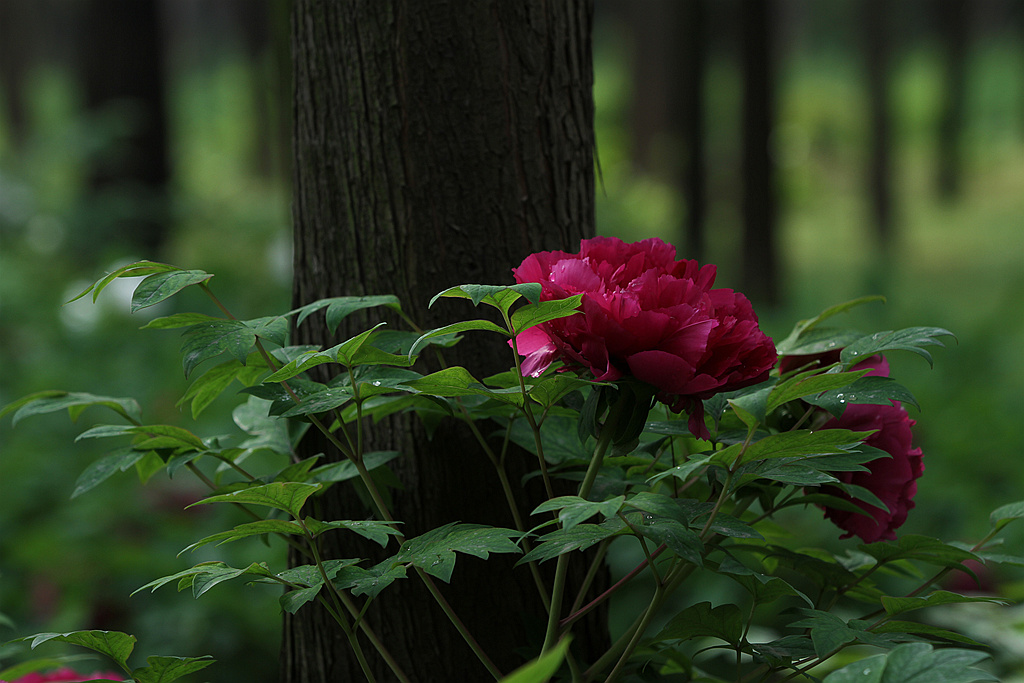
[[284, 2, 598, 681]]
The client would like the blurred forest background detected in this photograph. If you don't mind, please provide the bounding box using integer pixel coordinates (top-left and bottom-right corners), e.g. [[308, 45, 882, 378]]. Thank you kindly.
[[1, 0, 1023, 681]]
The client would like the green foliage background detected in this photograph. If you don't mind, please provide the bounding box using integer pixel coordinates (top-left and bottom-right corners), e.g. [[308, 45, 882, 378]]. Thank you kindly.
[[2, 16, 1023, 683]]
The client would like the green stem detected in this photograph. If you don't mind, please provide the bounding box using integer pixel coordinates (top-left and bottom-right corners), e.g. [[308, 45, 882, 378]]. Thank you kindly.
[[542, 393, 630, 653], [414, 566, 504, 680]]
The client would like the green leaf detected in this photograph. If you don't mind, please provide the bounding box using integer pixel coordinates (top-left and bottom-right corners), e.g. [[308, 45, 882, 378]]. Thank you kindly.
[[880, 590, 1006, 617], [278, 386, 354, 417], [67, 260, 179, 304], [141, 312, 224, 329], [131, 655, 215, 683], [23, 630, 136, 671], [655, 602, 744, 644], [428, 283, 542, 312], [806, 375, 920, 417], [635, 518, 705, 565], [72, 447, 146, 498], [334, 322, 388, 365], [245, 315, 290, 346], [775, 296, 887, 355], [859, 535, 980, 570], [990, 500, 1024, 532], [178, 355, 268, 419], [518, 522, 624, 565], [840, 327, 956, 368], [822, 642, 995, 683], [394, 523, 524, 582], [2, 391, 142, 426], [402, 367, 524, 406], [499, 637, 571, 683], [766, 369, 867, 413], [131, 270, 213, 313], [304, 518, 403, 548], [333, 562, 408, 599], [133, 562, 275, 599], [872, 620, 987, 647], [180, 320, 256, 377], [188, 482, 324, 519], [311, 451, 401, 484], [526, 375, 594, 408], [181, 519, 305, 553], [408, 320, 510, 358], [646, 455, 714, 486], [712, 429, 870, 468], [789, 611, 867, 658], [291, 295, 403, 333], [531, 496, 625, 531], [509, 295, 583, 334]]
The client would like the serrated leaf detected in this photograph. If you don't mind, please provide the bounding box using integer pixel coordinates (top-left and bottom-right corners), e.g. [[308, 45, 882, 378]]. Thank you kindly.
[[187, 482, 323, 519], [180, 321, 256, 377], [428, 283, 542, 311], [131, 270, 214, 313], [841, 327, 956, 368], [131, 655, 215, 683], [655, 602, 744, 644], [23, 630, 136, 671], [394, 523, 523, 582], [531, 496, 625, 531], [72, 447, 146, 498], [333, 562, 408, 599], [518, 523, 624, 565]]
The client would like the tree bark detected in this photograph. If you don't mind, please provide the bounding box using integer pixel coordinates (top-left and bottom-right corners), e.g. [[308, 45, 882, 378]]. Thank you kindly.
[[740, 0, 779, 306], [284, 2, 598, 681]]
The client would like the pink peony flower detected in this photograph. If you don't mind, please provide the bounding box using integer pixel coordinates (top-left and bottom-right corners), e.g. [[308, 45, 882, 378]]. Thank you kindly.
[[513, 237, 776, 437], [818, 400, 924, 542], [3, 669, 121, 682]]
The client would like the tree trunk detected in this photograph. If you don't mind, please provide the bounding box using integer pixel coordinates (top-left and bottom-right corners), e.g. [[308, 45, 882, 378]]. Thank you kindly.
[[864, 0, 894, 249], [740, 0, 779, 306], [80, 0, 170, 257], [284, 2, 598, 681]]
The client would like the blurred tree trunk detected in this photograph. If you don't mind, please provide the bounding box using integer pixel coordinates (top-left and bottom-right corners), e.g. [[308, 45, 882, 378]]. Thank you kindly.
[[936, 0, 970, 199], [676, 0, 707, 261], [739, 0, 779, 306], [623, 0, 706, 260], [81, 0, 170, 256], [284, 2, 599, 681], [864, 0, 894, 249]]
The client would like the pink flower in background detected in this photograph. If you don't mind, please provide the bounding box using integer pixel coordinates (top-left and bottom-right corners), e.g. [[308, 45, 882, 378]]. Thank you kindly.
[[778, 350, 924, 542], [819, 400, 924, 542], [513, 236, 776, 437], [3, 669, 121, 682]]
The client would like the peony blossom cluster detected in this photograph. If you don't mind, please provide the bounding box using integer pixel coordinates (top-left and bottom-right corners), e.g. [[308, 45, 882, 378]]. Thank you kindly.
[[513, 237, 777, 438], [783, 352, 924, 543], [1, 669, 121, 683]]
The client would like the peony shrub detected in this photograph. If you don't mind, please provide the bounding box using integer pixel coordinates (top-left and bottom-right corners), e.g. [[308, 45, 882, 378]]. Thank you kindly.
[[2, 243, 1015, 683]]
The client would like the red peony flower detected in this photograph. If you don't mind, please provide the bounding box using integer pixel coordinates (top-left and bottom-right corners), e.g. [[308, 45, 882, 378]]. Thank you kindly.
[[4, 669, 121, 682], [818, 400, 924, 542], [513, 237, 776, 438]]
